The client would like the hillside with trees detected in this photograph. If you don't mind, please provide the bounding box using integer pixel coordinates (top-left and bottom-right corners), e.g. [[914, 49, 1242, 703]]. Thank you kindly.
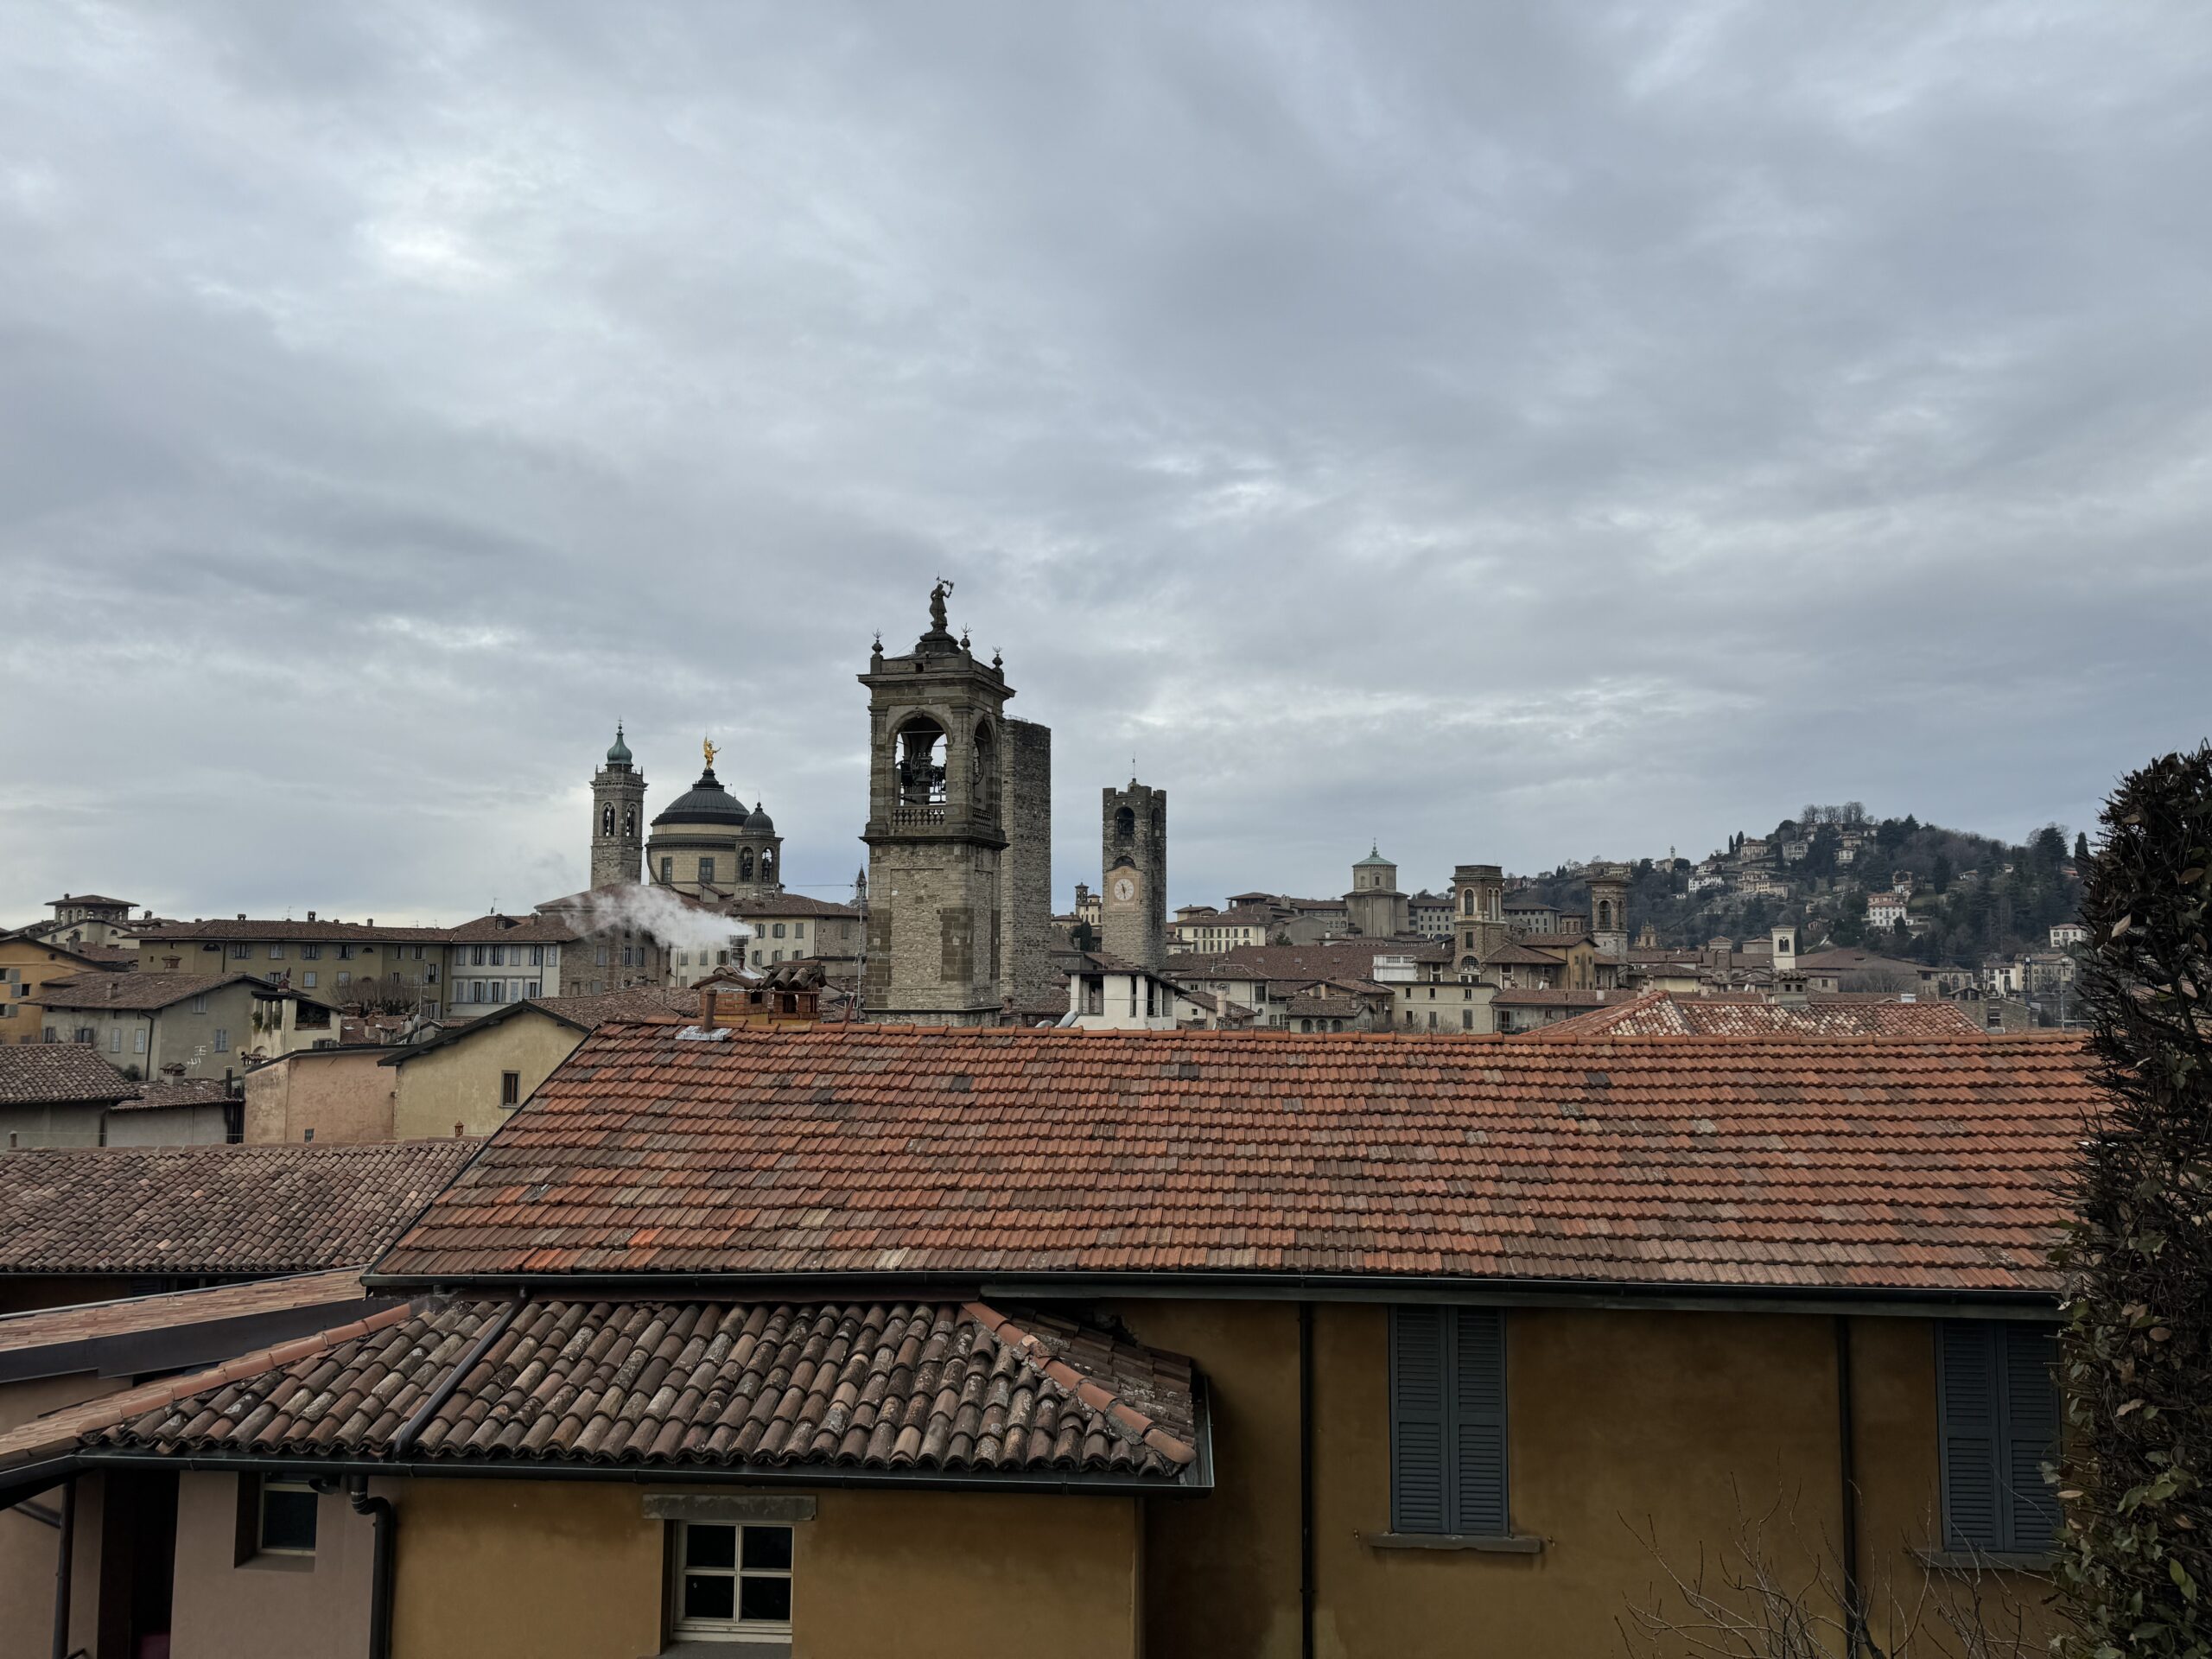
[[1522, 805, 2086, 967]]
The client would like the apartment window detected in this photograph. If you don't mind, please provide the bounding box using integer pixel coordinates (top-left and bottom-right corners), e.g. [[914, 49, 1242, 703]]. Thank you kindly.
[[678, 951, 690, 968], [752, 950, 763, 968], [490, 945, 505, 967], [1937, 1322, 2061, 1557], [336, 971, 350, 988], [526, 981, 540, 998], [530, 945, 543, 967], [303, 972, 317, 988], [472, 944, 486, 966], [269, 944, 284, 960], [301, 944, 321, 960], [1389, 1306, 1509, 1536], [671, 1522, 792, 1641], [338, 944, 356, 960], [772, 924, 785, 939], [134, 1028, 147, 1054], [231, 943, 251, 959], [699, 858, 716, 885], [596, 945, 608, 967], [239, 1473, 318, 1558], [213, 1028, 229, 1052], [109, 1027, 122, 1053], [500, 1071, 521, 1108], [792, 923, 804, 940]]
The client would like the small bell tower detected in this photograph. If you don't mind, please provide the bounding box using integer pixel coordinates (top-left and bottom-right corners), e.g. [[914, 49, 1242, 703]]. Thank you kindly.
[[858, 582, 1014, 1024], [591, 724, 646, 888]]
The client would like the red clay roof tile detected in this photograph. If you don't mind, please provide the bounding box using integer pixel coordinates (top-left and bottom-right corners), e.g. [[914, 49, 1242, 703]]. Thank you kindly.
[[370, 1023, 2094, 1296]]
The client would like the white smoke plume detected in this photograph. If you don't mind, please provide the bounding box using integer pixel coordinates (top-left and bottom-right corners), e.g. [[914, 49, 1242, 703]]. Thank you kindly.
[[568, 883, 753, 956]]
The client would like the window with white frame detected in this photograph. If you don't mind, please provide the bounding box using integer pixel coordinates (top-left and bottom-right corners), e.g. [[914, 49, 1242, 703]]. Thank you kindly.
[[671, 1521, 791, 1641]]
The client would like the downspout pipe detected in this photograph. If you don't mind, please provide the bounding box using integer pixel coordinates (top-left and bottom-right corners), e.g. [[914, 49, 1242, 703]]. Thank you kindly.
[[49, 1476, 73, 1659], [346, 1477, 393, 1659], [1299, 1300, 1315, 1659], [1836, 1315, 1867, 1657]]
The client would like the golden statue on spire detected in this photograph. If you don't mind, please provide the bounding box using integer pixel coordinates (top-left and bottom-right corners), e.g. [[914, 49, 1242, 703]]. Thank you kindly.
[[702, 735, 718, 771]]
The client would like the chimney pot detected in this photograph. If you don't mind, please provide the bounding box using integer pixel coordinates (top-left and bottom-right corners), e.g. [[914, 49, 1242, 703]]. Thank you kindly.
[[307, 911, 316, 923]]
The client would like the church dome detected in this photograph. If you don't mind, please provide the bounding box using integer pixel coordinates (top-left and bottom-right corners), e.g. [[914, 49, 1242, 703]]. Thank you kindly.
[[745, 801, 775, 832], [606, 724, 633, 765], [652, 767, 750, 827]]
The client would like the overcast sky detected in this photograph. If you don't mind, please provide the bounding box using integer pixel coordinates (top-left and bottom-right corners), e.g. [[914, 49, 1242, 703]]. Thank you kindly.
[[4, 2, 2210, 925]]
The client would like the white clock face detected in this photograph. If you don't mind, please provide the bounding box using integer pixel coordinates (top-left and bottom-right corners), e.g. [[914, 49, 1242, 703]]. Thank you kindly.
[[1112, 877, 1135, 902]]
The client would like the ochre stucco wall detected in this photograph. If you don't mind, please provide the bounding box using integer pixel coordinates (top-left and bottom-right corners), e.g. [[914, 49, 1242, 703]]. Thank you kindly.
[[1111, 1300, 2060, 1659], [387, 1480, 1141, 1659], [167, 1473, 375, 1659], [0, 1375, 125, 1657], [244, 1049, 397, 1144], [389, 1014, 585, 1141]]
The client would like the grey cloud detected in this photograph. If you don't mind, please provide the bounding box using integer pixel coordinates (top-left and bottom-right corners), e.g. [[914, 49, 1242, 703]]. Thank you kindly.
[[3, 0, 2209, 925]]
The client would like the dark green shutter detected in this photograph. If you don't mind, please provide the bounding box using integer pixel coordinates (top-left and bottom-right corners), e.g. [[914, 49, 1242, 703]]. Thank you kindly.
[[1390, 1307, 1448, 1532], [1937, 1321, 2003, 1551], [1451, 1308, 1509, 1535], [2000, 1325, 2060, 1553]]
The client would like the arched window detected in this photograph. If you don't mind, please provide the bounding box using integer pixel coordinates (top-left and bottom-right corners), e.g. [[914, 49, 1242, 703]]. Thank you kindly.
[[1598, 899, 1613, 930], [895, 718, 948, 808], [1462, 889, 1475, 916], [622, 806, 636, 836], [761, 849, 776, 882], [601, 804, 614, 837], [1115, 806, 1135, 843], [740, 850, 753, 881]]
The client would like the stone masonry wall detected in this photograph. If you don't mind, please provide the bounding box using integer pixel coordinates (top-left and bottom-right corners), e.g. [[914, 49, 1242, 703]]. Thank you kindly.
[[998, 717, 1054, 1010]]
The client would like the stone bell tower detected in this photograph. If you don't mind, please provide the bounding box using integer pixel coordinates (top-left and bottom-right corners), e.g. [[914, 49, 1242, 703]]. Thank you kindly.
[[590, 724, 646, 888], [1101, 780, 1167, 973], [859, 582, 1016, 1025]]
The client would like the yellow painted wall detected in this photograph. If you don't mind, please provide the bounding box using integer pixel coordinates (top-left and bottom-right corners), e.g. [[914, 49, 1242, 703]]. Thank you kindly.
[[0, 1375, 125, 1652], [388, 1479, 1141, 1659], [389, 1011, 585, 1141], [1110, 1300, 2060, 1659], [0, 937, 111, 1045]]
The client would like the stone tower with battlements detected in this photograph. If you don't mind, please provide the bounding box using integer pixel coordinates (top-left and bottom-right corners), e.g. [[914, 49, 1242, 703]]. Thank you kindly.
[[590, 725, 646, 889], [859, 584, 1020, 1025], [1100, 781, 1167, 973]]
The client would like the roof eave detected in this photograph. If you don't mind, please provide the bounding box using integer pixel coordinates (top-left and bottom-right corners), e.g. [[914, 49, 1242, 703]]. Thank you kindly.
[[359, 1266, 2062, 1319]]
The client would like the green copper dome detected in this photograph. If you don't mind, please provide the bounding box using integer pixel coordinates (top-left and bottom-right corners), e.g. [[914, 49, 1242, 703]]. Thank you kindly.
[[607, 724, 633, 765], [1354, 844, 1393, 868]]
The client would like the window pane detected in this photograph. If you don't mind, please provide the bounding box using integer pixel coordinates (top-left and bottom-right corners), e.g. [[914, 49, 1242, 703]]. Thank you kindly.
[[684, 1523, 736, 1570], [741, 1526, 792, 1571], [739, 1576, 792, 1623], [260, 1484, 318, 1553], [683, 1574, 734, 1621]]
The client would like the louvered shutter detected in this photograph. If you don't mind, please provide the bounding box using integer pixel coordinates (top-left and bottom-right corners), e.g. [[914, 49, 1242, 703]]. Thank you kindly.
[[1389, 1306, 1449, 1533], [1450, 1309, 1510, 1535], [1937, 1322, 2002, 1551], [2000, 1325, 2060, 1553]]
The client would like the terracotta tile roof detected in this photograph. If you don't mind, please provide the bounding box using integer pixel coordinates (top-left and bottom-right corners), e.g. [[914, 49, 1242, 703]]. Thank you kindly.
[[137, 918, 451, 944], [1487, 988, 1633, 1007], [0, 1045, 134, 1106], [379, 988, 695, 1066], [0, 1302, 416, 1472], [723, 893, 861, 919], [445, 912, 581, 944], [1795, 949, 1930, 976], [33, 971, 267, 1012], [1480, 942, 1567, 967], [60, 1298, 1199, 1484], [60, 943, 137, 968], [0, 1140, 483, 1276], [45, 894, 135, 908], [115, 1077, 240, 1113], [1534, 991, 1983, 1039], [1284, 993, 1366, 1018], [375, 1022, 2095, 1296], [1516, 931, 1598, 950], [0, 1268, 380, 1362]]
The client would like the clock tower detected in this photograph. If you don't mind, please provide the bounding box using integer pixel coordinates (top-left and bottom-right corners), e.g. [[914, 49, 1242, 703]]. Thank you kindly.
[[1100, 779, 1167, 973]]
